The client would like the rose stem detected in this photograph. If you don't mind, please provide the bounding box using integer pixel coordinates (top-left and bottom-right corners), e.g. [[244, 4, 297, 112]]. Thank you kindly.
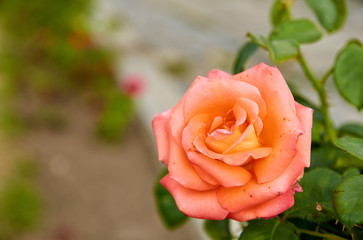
[[297, 53, 337, 142], [296, 228, 348, 240]]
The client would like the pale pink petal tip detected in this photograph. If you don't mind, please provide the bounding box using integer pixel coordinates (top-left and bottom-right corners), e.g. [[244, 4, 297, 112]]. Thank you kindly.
[[207, 69, 232, 79], [292, 182, 303, 193]]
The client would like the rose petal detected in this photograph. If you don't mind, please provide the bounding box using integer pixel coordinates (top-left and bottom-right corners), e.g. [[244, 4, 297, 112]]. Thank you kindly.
[[234, 98, 264, 134], [253, 90, 304, 183], [160, 174, 229, 220], [209, 116, 224, 133], [233, 104, 247, 127], [182, 113, 211, 152], [152, 110, 172, 165], [194, 136, 272, 166], [217, 150, 306, 213], [232, 63, 294, 109], [169, 76, 208, 143], [295, 102, 313, 167], [206, 124, 251, 154], [188, 151, 252, 187], [193, 165, 220, 186], [183, 77, 266, 123], [228, 188, 295, 222], [207, 69, 232, 79], [223, 124, 260, 154], [168, 137, 217, 191]]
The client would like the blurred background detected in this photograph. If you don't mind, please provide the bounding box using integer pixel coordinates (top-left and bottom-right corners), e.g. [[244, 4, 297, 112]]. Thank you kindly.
[[0, 0, 362, 239]]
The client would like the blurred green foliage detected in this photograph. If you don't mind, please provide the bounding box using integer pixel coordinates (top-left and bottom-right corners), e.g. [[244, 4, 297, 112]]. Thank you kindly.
[[0, 159, 42, 239], [0, 0, 134, 140]]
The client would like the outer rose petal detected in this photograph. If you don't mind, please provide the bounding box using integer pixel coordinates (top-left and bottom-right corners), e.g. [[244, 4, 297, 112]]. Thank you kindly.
[[232, 63, 294, 106], [169, 76, 207, 143], [253, 90, 304, 183], [183, 77, 266, 122], [207, 69, 232, 79], [152, 110, 172, 165], [160, 174, 229, 220], [295, 102, 313, 167], [217, 150, 306, 213], [228, 188, 295, 222]]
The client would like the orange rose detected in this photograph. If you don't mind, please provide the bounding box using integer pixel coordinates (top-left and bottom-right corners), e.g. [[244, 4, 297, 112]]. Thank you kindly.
[[152, 63, 313, 221]]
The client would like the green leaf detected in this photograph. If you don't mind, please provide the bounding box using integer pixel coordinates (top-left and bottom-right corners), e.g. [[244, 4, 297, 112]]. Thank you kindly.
[[247, 33, 270, 49], [342, 168, 361, 180], [335, 137, 363, 161], [334, 175, 363, 226], [204, 219, 232, 240], [270, 39, 299, 63], [232, 41, 259, 74], [310, 145, 338, 169], [304, 0, 346, 32], [339, 122, 363, 138], [334, 40, 363, 109], [270, 0, 296, 27], [284, 168, 342, 222], [239, 219, 298, 240], [154, 168, 188, 229], [270, 19, 322, 44], [248, 33, 299, 64], [311, 144, 363, 171]]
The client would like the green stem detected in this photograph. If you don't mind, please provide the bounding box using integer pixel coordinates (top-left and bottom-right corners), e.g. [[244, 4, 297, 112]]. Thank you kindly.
[[297, 53, 337, 142], [297, 228, 347, 240], [320, 67, 334, 86]]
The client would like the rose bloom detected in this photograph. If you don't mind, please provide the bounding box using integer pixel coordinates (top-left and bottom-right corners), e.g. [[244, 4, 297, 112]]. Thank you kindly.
[[152, 63, 312, 221]]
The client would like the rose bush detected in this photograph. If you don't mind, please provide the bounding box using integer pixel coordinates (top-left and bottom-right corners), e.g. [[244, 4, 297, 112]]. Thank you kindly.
[[152, 63, 313, 221]]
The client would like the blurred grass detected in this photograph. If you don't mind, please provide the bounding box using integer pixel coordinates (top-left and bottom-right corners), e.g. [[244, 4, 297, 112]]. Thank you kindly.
[[0, 158, 42, 240]]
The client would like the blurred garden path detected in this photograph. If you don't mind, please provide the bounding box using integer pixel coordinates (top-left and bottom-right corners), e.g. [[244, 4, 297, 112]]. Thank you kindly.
[[20, 105, 197, 240]]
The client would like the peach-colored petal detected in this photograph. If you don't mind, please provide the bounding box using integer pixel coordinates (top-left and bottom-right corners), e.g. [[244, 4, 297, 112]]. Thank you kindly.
[[169, 76, 208, 143], [207, 69, 232, 79], [223, 124, 261, 154], [168, 137, 217, 191], [228, 188, 295, 222], [217, 151, 306, 213], [193, 165, 220, 186], [194, 136, 272, 166], [232, 63, 294, 107], [188, 151, 252, 188], [253, 90, 304, 183], [233, 104, 247, 127], [160, 174, 229, 220], [183, 78, 265, 123], [181, 113, 211, 152], [234, 98, 264, 134], [295, 102, 313, 167], [209, 129, 233, 141], [206, 124, 251, 154], [209, 116, 224, 133], [152, 110, 172, 165]]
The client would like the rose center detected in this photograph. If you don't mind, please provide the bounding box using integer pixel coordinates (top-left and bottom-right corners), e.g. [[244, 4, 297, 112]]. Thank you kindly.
[[205, 112, 261, 154]]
